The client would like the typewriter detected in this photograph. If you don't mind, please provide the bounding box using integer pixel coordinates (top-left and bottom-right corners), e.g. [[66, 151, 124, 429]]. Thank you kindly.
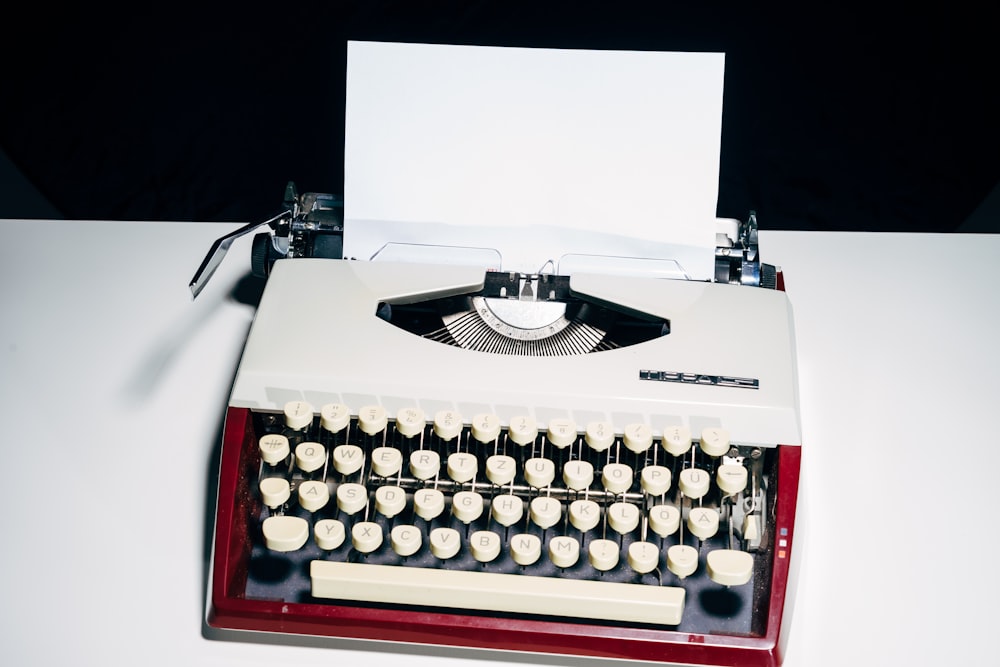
[[192, 180, 802, 666]]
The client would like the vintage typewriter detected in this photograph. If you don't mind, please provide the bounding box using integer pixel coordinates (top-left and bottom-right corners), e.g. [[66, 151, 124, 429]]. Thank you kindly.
[[192, 181, 802, 667]]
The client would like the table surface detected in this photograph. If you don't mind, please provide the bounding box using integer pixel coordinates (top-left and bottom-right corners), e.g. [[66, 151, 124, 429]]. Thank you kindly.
[[2, 219, 997, 666]]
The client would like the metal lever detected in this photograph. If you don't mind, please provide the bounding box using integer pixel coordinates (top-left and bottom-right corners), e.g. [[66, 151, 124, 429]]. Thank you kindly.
[[188, 211, 290, 298]]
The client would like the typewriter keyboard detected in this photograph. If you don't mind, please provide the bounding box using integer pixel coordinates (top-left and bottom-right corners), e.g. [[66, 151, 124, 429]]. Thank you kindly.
[[238, 400, 781, 635]]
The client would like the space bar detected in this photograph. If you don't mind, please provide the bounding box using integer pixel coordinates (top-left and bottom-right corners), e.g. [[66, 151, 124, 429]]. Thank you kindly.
[[310, 560, 684, 625]]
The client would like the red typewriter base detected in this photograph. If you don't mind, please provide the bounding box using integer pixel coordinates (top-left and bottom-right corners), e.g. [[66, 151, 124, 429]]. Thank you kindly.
[[208, 407, 801, 667]]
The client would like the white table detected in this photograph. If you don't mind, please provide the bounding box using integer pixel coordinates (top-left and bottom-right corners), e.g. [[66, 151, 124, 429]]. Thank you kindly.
[[1, 219, 997, 666]]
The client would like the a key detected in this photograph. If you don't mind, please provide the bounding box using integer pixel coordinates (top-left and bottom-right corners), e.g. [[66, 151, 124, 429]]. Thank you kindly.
[[451, 491, 484, 523], [374, 485, 406, 518], [510, 533, 542, 566], [491, 494, 524, 527], [294, 442, 326, 473], [297, 480, 329, 511], [395, 407, 425, 438], [429, 527, 461, 559], [588, 538, 620, 571], [336, 482, 367, 515], [707, 549, 754, 586], [358, 405, 388, 435], [529, 496, 562, 529], [569, 499, 601, 532], [413, 488, 445, 521], [470, 530, 502, 563], [390, 524, 422, 557], [262, 515, 309, 552], [524, 458, 555, 488], [258, 434, 290, 464], [548, 535, 581, 568], [313, 519, 346, 550], [371, 447, 403, 477], [351, 521, 383, 553], [687, 507, 720, 540], [320, 403, 351, 434], [283, 400, 314, 430], [332, 445, 364, 475]]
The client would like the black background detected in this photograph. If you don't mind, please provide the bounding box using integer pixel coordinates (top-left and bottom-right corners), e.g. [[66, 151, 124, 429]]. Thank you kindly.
[[2, 2, 997, 232]]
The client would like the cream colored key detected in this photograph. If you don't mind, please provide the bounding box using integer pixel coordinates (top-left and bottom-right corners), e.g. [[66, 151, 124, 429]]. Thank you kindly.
[[470, 530, 502, 563], [661, 425, 692, 457], [607, 502, 640, 534], [259, 477, 290, 508], [413, 488, 445, 521], [295, 442, 326, 473], [429, 527, 461, 559], [451, 491, 484, 523], [471, 413, 501, 443], [320, 403, 351, 434], [357, 404, 388, 435], [374, 485, 407, 518], [507, 415, 537, 446], [262, 515, 309, 552], [390, 524, 422, 557], [510, 534, 542, 566], [433, 410, 463, 441], [372, 447, 403, 477], [562, 460, 594, 490], [546, 418, 577, 449], [409, 449, 440, 480], [298, 480, 330, 512], [258, 434, 290, 465], [569, 499, 601, 532], [371, 447, 403, 478], [332, 444, 364, 475], [283, 400, 314, 430], [678, 468, 710, 499], [447, 452, 478, 483], [395, 407, 425, 438], [588, 538, 620, 571], [717, 463, 749, 495], [491, 494, 524, 527], [700, 427, 730, 457], [529, 496, 562, 529], [311, 560, 685, 625], [351, 521, 383, 553], [485, 454, 516, 486], [548, 535, 581, 568], [628, 541, 660, 574], [584, 420, 615, 451], [335, 482, 368, 515], [314, 519, 345, 550], [648, 504, 681, 537], [707, 549, 754, 586], [602, 463, 633, 493], [667, 544, 698, 579], [623, 423, 653, 453], [524, 458, 555, 488], [688, 507, 720, 540], [640, 465, 672, 496]]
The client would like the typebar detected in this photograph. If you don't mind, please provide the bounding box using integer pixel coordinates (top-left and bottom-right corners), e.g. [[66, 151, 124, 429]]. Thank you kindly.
[[311, 560, 685, 625]]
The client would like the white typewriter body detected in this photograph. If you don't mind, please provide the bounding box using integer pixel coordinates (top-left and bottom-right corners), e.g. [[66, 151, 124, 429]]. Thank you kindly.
[[230, 258, 800, 448]]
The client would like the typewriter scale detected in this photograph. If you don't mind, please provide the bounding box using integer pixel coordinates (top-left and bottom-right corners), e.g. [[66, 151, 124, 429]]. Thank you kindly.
[[197, 187, 802, 667]]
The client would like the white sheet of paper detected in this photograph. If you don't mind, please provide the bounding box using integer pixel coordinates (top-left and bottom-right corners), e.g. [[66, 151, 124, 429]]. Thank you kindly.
[[344, 41, 725, 280]]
